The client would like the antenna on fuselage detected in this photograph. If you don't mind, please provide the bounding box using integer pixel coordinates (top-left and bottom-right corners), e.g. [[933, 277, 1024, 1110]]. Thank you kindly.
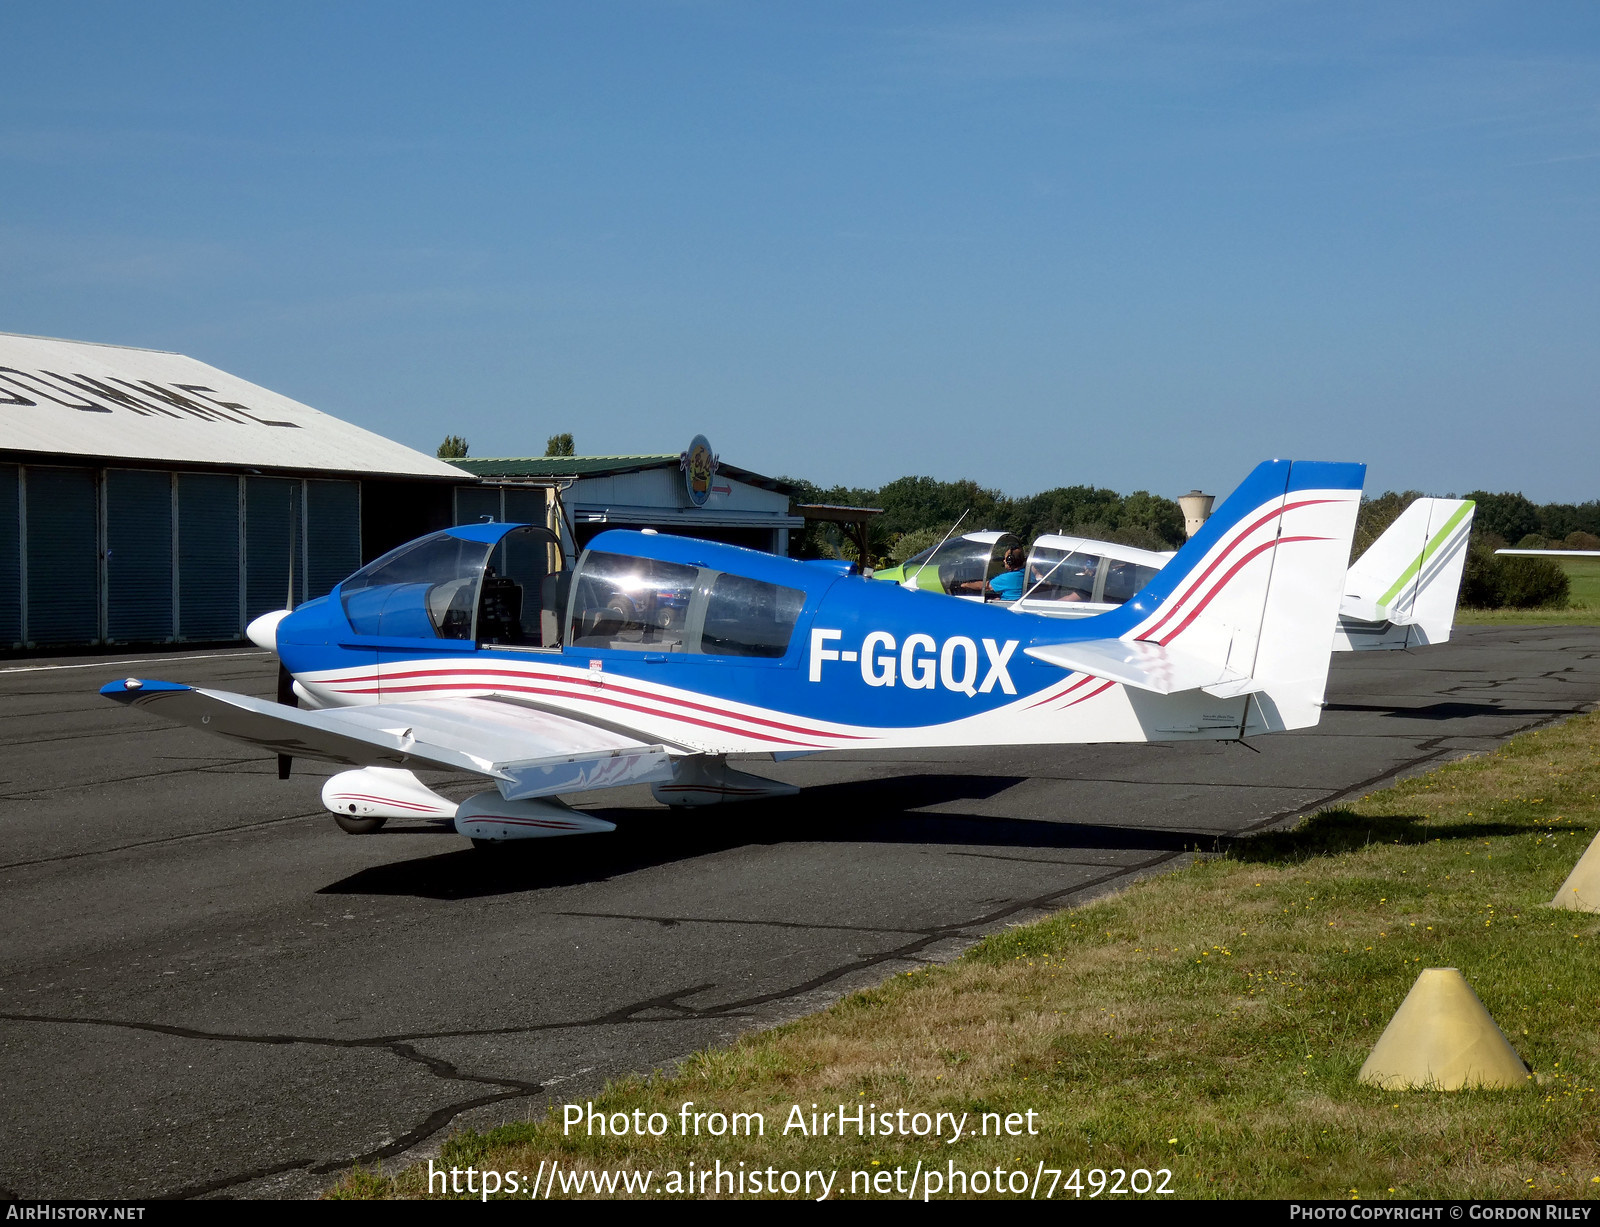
[[919, 509, 969, 571]]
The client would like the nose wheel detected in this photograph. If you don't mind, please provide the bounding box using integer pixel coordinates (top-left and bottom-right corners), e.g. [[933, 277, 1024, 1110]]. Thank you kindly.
[[333, 812, 387, 835]]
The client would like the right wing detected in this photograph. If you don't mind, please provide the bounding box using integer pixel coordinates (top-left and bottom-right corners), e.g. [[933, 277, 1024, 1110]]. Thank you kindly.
[[100, 679, 676, 801]]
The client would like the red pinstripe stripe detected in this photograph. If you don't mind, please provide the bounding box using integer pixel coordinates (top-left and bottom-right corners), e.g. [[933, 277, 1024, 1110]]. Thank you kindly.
[[343, 678, 826, 748], [1140, 499, 1337, 639], [329, 793, 447, 812], [1156, 535, 1326, 647], [320, 664, 870, 742], [1025, 673, 1098, 710], [1058, 679, 1116, 709]]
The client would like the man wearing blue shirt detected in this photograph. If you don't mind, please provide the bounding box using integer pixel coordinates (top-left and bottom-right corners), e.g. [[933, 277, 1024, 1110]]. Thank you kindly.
[[986, 547, 1027, 601]]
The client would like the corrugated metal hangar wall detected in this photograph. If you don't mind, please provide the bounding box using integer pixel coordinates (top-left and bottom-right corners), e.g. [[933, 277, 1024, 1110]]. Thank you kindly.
[[0, 464, 360, 648]]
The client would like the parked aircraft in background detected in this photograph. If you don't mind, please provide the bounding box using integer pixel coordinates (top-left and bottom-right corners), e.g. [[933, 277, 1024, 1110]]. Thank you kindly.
[[872, 530, 1023, 594], [1009, 536, 1174, 620], [102, 459, 1365, 849], [912, 498, 1476, 654], [1331, 498, 1475, 650]]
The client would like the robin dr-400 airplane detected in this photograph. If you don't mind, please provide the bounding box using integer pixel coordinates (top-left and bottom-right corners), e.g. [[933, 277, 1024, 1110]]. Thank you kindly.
[[103, 459, 1364, 848]]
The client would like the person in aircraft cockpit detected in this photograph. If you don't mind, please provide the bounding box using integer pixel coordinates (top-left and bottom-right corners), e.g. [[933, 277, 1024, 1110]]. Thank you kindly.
[[985, 547, 1027, 601], [957, 546, 1026, 601]]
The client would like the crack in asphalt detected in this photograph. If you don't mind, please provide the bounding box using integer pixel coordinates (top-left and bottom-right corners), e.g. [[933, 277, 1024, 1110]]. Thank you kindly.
[[0, 810, 325, 872], [947, 850, 1150, 867], [0, 1010, 546, 1201], [553, 910, 935, 937], [0, 754, 287, 802], [0, 725, 203, 748], [0, 850, 1180, 1198], [1234, 691, 1595, 838]]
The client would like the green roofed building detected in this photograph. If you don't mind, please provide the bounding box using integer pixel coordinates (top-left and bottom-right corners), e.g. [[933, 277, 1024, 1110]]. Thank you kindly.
[[449, 444, 805, 559]]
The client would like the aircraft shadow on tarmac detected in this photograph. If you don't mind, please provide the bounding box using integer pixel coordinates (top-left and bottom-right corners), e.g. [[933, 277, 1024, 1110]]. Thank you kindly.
[[1223, 809, 1526, 863], [316, 772, 1525, 901], [1322, 700, 1578, 721], [317, 773, 1223, 901]]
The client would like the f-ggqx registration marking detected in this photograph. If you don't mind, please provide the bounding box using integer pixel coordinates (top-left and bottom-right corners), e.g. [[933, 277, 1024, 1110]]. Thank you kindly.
[[809, 629, 1018, 697]]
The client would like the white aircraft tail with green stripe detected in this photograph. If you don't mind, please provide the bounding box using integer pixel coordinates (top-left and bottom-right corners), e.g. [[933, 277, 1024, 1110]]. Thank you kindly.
[[1335, 498, 1475, 651]]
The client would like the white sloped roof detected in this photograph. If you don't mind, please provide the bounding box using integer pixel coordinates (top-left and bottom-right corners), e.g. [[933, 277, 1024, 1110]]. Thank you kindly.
[[0, 332, 463, 479]]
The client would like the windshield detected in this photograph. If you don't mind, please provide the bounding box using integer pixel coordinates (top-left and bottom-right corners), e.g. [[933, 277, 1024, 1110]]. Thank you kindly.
[[340, 534, 494, 639], [902, 535, 1020, 594]]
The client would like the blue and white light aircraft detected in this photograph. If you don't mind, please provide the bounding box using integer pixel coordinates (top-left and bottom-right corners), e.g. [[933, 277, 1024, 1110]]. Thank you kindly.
[[102, 459, 1364, 847]]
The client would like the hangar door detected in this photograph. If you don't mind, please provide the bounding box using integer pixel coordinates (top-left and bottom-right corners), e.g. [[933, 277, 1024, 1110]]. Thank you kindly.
[[0, 465, 18, 648], [106, 469, 174, 643], [305, 480, 360, 600], [245, 478, 360, 619], [246, 477, 297, 622], [26, 467, 100, 646], [178, 474, 241, 641]]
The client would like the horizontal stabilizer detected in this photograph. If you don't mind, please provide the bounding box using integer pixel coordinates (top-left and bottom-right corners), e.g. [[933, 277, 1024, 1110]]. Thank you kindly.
[[1024, 638, 1253, 697], [100, 679, 675, 801]]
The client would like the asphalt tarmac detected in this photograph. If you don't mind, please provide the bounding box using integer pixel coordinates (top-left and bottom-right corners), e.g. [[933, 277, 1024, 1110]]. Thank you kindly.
[[2, 626, 1598, 1199]]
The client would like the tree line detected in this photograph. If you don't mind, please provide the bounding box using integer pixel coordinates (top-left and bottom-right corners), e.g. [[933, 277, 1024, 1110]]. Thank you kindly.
[[789, 474, 1589, 610], [783, 475, 1188, 566]]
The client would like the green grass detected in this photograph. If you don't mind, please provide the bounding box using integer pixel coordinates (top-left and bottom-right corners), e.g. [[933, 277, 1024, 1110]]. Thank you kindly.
[[332, 712, 1600, 1200], [1459, 557, 1600, 625]]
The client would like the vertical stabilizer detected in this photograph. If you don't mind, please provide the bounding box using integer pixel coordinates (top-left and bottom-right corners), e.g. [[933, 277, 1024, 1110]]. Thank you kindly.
[[1338, 498, 1474, 649], [1057, 460, 1364, 731]]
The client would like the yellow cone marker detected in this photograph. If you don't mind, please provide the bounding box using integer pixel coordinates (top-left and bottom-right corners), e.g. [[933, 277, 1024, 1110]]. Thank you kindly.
[[1548, 831, 1600, 913], [1357, 968, 1530, 1091]]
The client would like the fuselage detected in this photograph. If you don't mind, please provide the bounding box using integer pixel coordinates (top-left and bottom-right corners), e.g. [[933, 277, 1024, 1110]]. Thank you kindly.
[[272, 526, 1253, 755]]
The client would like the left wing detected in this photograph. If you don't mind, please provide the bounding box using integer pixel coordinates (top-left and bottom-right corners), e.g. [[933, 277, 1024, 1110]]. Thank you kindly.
[[100, 679, 676, 801]]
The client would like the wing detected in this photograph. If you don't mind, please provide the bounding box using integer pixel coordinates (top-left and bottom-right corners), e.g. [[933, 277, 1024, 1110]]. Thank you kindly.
[[100, 679, 676, 801]]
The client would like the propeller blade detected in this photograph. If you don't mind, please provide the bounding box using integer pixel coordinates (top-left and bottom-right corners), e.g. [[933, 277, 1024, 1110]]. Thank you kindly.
[[276, 662, 296, 780]]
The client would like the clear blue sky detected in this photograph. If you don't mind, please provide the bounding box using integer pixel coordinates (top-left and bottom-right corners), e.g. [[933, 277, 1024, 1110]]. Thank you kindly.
[[4, 2, 1597, 501]]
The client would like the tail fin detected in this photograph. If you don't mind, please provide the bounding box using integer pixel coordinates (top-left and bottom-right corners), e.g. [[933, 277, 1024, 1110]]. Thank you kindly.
[[1025, 459, 1364, 731], [1337, 498, 1475, 649]]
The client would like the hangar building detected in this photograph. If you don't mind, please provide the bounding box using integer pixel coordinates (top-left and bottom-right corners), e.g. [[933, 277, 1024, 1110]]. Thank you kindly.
[[0, 332, 465, 651]]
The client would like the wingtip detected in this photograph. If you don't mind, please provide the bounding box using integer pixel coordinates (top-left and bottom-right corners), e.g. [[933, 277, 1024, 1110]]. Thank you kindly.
[[99, 678, 193, 703]]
